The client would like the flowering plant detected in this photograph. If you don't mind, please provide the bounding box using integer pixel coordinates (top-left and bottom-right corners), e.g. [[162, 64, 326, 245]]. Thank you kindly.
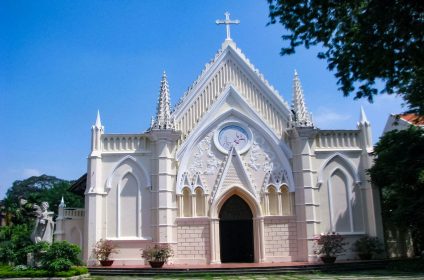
[[92, 239, 118, 261], [313, 232, 346, 257], [141, 244, 173, 262]]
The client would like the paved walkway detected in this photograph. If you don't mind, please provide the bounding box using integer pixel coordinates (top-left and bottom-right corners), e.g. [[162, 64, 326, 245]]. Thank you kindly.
[[87, 272, 424, 280]]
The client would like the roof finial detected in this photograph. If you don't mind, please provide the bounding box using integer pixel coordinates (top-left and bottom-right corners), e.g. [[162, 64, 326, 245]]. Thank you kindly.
[[216, 12, 240, 41], [59, 196, 66, 208], [359, 106, 370, 125], [151, 71, 174, 130], [95, 110, 102, 127], [292, 70, 313, 127]]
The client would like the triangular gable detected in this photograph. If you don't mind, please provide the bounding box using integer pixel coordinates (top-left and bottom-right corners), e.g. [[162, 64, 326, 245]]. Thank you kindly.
[[262, 169, 290, 192], [176, 85, 292, 161], [210, 147, 258, 204], [193, 173, 206, 190], [179, 172, 191, 189], [175, 85, 296, 196], [172, 41, 291, 141]]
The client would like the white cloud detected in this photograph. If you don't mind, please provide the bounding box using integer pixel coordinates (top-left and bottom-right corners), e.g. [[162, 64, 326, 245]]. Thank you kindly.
[[313, 107, 351, 128], [22, 168, 42, 178]]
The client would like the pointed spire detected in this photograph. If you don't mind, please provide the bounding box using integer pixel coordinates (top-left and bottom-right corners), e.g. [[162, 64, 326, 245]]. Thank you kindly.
[[151, 71, 175, 130], [292, 70, 313, 127], [95, 110, 102, 128], [59, 196, 66, 208], [358, 106, 372, 152], [91, 110, 104, 153], [359, 106, 370, 125]]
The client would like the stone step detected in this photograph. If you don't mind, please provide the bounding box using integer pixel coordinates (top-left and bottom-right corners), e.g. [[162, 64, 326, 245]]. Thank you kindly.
[[88, 260, 388, 276]]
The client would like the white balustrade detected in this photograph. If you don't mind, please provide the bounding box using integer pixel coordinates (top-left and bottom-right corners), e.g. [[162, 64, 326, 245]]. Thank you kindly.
[[316, 130, 360, 149], [102, 134, 147, 152], [63, 208, 85, 218]]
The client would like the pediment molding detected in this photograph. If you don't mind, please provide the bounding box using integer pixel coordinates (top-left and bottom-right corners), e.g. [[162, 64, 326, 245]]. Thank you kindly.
[[210, 147, 258, 204], [171, 43, 291, 141]]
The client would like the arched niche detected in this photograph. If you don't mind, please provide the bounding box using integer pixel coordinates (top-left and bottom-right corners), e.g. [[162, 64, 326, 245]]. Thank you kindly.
[[105, 156, 151, 239], [195, 187, 205, 217], [182, 187, 192, 217], [318, 155, 365, 233], [267, 186, 278, 216]]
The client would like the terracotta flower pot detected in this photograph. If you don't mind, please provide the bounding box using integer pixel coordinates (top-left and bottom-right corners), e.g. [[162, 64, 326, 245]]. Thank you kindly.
[[100, 260, 114, 266], [320, 256, 336, 264], [149, 261, 165, 268]]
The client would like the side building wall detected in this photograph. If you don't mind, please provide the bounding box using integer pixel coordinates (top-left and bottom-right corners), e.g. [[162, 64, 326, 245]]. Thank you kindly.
[[54, 207, 85, 250], [300, 127, 384, 261]]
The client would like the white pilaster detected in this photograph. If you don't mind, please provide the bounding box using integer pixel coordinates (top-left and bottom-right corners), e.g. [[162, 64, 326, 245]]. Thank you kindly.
[[209, 218, 221, 264], [148, 130, 180, 243], [357, 108, 384, 240], [290, 127, 317, 262], [84, 112, 105, 264]]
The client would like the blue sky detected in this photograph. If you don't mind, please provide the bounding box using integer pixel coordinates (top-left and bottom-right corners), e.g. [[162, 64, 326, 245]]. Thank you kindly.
[[0, 0, 404, 198]]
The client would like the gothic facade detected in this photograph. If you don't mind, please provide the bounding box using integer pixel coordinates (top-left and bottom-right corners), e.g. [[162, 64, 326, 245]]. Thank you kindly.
[[55, 37, 383, 265]]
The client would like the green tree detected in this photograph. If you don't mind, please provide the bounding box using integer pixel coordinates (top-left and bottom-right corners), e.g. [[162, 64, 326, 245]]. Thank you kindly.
[[368, 126, 424, 254], [2, 175, 84, 226], [267, 0, 424, 114]]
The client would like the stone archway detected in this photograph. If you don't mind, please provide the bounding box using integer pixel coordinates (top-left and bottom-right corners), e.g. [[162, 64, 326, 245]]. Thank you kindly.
[[219, 195, 254, 262], [209, 186, 265, 264]]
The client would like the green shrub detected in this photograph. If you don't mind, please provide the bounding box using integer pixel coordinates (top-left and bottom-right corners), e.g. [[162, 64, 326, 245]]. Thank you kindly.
[[12, 264, 28, 271], [352, 236, 384, 259], [55, 266, 88, 277], [0, 225, 32, 265], [46, 258, 73, 272], [40, 241, 81, 272], [0, 241, 17, 264], [23, 240, 50, 267], [0, 265, 88, 278]]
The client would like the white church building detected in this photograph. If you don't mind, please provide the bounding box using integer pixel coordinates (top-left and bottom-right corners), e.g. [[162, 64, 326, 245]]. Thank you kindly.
[[55, 15, 384, 265]]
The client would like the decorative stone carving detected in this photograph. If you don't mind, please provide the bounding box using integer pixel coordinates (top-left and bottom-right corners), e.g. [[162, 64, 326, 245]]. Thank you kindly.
[[189, 133, 221, 175], [246, 133, 281, 174], [247, 141, 261, 171], [31, 202, 54, 244], [189, 149, 203, 174]]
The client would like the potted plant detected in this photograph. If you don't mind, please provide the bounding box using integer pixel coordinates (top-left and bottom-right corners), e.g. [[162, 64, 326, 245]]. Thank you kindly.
[[313, 232, 346, 264], [92, 239, 118, 266], [353, 235, 384, 260], [141, 244, 173, 268]]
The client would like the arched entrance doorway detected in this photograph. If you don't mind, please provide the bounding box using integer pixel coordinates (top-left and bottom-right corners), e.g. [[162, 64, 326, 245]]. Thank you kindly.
[[219, 195, 254, 262]]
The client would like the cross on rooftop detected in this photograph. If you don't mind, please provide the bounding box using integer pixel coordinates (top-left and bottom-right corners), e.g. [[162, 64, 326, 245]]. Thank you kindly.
[[216, 12, 240, 41]]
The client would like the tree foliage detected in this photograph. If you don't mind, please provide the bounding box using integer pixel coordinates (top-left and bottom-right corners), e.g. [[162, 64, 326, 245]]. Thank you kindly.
[[368, 126, 424, 254], [2, 175, 84, 226], [267, 0, 424, 114]]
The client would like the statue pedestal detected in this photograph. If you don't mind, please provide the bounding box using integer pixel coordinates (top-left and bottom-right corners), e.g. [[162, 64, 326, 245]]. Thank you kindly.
[[27, 252, 34, 267]]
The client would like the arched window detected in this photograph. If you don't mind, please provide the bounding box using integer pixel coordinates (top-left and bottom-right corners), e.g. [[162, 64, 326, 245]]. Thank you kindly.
[[268, 186, 278, 215], [182, 187, 192, 217], [280, 185, 291, 215], [195, 187, 205, 216]]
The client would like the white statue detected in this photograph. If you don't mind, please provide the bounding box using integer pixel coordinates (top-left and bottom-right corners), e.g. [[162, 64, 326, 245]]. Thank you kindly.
[[31, 201, 54, 244]]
